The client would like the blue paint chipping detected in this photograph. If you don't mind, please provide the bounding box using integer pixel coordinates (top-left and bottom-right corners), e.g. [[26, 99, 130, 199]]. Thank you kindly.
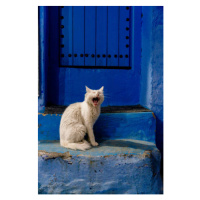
[[38, 6, 163, 194], [38, 140, 162, 194]]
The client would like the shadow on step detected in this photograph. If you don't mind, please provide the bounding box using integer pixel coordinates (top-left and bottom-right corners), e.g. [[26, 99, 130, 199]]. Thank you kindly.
[[98, 139, 156, 151]]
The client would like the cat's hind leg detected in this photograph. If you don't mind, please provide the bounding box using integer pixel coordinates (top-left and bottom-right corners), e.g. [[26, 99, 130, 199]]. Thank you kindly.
[[60, 124, 91, 151]]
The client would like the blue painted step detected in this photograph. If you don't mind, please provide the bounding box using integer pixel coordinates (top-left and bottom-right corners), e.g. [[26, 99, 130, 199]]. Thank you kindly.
[[38, 139, 162, 194], [38, 106, 156, 143]]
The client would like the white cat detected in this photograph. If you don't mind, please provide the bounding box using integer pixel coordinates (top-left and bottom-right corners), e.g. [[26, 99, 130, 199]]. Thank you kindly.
[[59, 86, 104, 151]]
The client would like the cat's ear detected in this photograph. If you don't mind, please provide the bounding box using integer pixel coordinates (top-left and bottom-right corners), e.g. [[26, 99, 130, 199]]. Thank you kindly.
[[86, 86, 91, 93], [99, 86, 104, 92]]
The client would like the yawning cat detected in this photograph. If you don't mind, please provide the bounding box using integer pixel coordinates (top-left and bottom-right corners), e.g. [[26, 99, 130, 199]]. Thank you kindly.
[[59, 86, 104, 151]]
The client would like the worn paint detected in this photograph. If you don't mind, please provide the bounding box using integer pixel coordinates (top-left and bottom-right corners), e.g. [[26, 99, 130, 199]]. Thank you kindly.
[[38, 113, 47, 116], [152, 112, 156, 119], [38, 139, 162, 194], [140, 6, 163, 156], [38, 111, 156, 143], [38, 150, 72, 160]]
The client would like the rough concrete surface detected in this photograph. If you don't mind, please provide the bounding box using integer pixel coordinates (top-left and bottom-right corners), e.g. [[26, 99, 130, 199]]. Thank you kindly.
[[38, 139, 162, 194]]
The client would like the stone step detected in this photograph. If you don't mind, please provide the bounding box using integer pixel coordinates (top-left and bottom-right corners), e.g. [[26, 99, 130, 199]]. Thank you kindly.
[[38, 139, 162, 194], [38, 105, 156, 143]]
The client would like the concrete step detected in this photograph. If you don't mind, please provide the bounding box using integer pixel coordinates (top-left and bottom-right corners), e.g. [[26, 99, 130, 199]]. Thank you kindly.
[[38, 105, 156, 143], [38, 139, 162, 194]]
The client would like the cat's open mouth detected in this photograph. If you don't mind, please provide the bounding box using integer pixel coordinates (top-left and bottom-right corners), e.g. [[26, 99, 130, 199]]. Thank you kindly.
[[92, 97, 100, 106]]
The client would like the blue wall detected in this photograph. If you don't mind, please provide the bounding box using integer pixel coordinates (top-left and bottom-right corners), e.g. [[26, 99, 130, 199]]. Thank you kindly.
[[140, 6, 163, 157]]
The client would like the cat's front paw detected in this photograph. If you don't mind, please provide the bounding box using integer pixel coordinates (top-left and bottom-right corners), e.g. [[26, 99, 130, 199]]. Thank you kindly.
[[91, 141, 99, 146]]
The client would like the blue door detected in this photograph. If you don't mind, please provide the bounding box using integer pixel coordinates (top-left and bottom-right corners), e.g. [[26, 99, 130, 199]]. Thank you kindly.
[[60, 6, 130, 68], [47, 6, 141, 107]]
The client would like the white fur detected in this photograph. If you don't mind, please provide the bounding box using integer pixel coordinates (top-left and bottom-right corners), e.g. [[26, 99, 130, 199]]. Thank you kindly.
[[59, 86, 104, 151]]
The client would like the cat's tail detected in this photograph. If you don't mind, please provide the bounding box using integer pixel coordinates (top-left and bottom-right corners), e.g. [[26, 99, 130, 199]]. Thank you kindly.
[[61, 140, 91, 151]]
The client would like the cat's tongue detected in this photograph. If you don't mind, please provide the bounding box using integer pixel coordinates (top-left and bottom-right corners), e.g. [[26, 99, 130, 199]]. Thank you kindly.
[[93, 100, 98, 106]]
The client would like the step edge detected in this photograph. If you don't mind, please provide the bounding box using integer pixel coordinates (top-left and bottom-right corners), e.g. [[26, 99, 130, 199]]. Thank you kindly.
[[42, 105, 152, 114]]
